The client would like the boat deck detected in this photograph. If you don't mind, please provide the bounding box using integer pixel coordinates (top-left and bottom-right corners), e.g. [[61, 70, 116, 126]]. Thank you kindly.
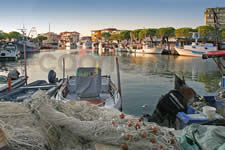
[[65, 76, 115, 106]]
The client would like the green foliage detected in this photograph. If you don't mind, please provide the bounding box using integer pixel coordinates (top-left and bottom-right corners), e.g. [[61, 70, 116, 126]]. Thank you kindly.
[[138, 29, 147, 40], [196, 25, 216, 39], [0, 30, 8, 40], [220, 29, 225, 42], [8, 31, 21, 41], [109, 34, 121, 41], [34, 35, 47, 42], [101, 32, 111, 40], [119, 30, 131, 40], [130, 29, 142, 41], [156, 27, 175, 38], [146, 28, 157, 37], [175, 27, 193, 38]]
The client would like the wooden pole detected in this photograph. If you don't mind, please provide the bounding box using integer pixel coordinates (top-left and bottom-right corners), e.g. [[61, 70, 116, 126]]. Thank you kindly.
[[63, 58, 65, 81], [24, 37, 27, 85], [116, 57, 122, 111]]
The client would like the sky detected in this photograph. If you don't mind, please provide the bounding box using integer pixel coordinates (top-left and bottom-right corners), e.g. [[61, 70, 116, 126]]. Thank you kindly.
[[0, 0, 224, 36]]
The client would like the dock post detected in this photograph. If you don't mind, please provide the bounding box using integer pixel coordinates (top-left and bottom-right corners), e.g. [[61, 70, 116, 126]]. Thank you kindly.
[[116, 57, 122, 111], [23, 35, 27, 85], [63, 58, 65, 81]]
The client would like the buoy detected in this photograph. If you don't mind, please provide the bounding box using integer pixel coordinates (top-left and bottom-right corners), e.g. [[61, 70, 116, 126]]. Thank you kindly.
[[8, 78, 11, 91]]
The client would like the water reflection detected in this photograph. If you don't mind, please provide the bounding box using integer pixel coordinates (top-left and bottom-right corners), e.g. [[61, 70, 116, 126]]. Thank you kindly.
[[0, 50, 221, 116]]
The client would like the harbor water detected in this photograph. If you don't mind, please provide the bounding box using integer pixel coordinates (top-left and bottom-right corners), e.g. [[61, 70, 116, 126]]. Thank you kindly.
[[0, 50, 221, 116]]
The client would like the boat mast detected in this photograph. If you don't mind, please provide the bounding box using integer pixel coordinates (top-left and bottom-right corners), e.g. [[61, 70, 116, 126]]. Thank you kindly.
[[212, 8, 220, 49], [18, 25, 28, 85]]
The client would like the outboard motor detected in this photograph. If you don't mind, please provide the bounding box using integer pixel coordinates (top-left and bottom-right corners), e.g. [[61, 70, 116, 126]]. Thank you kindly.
[[48, 70, 57, 84], [145, 90, 187, 127], [8, 69, 20, 80]]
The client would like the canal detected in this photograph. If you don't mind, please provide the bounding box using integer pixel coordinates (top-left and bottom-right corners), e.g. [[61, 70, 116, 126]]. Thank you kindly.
[[0, 50, 221, 116]]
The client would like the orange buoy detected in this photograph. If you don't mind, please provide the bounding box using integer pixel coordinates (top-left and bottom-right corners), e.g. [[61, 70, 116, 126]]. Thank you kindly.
[[8, 78, 11, 91]]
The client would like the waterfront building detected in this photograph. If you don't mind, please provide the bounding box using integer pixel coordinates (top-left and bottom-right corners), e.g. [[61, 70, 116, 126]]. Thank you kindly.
[[80, 36, 92, 43], [39, 32, 59, 43], [58, 31, 80, 48], [39, 32, 60, 48], [91, 28, 119, 42], [204, 7, 225, 29]]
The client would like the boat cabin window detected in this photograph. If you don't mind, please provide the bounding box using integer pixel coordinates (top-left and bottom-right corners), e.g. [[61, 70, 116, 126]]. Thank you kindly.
[[205, 47, 208, 50], [192, 46, 196, 48]]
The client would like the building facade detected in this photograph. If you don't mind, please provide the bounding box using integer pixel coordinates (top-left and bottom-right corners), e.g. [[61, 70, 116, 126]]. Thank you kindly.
[[58, 31, 80, 48], [80, 36, 92, 43], [205, 7, 225, 29], [40, 32, 59, 44], [91, 28, 119, 42]]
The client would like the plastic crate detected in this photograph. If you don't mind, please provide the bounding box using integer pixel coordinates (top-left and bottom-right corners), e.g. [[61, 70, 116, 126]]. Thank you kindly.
[[204, 95, 225, 118], [176, 106, 213, 129], [215, 100, 225, 118]]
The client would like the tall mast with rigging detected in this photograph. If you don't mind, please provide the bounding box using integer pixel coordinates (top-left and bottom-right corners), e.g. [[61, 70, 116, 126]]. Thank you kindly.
[[18, 25, 28, 85]]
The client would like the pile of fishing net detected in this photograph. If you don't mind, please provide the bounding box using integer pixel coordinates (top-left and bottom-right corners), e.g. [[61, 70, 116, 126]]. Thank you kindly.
[[0, 91, 183, 150]]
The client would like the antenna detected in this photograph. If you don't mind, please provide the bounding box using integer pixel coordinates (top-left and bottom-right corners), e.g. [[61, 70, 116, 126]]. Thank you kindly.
[[18, 25, 27, 38], [28, 27, 38, 38]]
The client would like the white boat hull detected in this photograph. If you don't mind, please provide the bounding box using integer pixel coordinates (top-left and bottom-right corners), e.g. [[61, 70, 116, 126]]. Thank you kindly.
[[175, 47, 216, 57], [0, 51, 20, 61], [130, 47, 164, 54], [175, 43, 217, 57]]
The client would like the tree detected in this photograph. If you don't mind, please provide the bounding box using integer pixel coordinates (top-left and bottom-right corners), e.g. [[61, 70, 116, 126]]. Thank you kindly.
[[146, 28, 157, 45], [220, 29, 225, 42], [8, 31, 21, 41], [36, 36, 47, 41], [119, 30, 131, 41], [101, 32, 111, 41], [0, 30, 8, 41], [197, 25, 216, 42], [156, 27, 175, 48], [33, 36, 48, 44], [109, 34, 121, 42], [138, 29, 147, 41], [175, 27, 193, 39], [130, 29, 142, 42]]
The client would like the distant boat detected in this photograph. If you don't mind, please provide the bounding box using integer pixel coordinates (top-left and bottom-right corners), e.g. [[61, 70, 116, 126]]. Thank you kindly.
[[41, 42, 58, 49], [16, 40, 40, 53], [115, 44, 129, 52], [66, 42, 77, 50], [129, 45, 165, 54], [66, 42, 71, 50], [0, 43, 20, 61], [175, 32, 217, 57], [175, 42, 217, 57], [82, 41, 92, 49]]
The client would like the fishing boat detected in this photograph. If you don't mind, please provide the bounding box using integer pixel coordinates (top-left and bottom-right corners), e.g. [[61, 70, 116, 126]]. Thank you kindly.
[[129, 44, 165, 54], [16, 40, 40, 53], [82, 41, 92, 49], [0, 80, 62, 102], [0, 43, 20, 61], [114, 44, 129, 52], [0, 75, 26, 94], [175, 42, 217, 57], [55, 67, 122, 110], [175, 32, 217, 57]]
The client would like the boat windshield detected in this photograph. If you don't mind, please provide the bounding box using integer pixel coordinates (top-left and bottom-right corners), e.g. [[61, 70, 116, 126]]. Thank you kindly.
[[5, 46, 16, 51]]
